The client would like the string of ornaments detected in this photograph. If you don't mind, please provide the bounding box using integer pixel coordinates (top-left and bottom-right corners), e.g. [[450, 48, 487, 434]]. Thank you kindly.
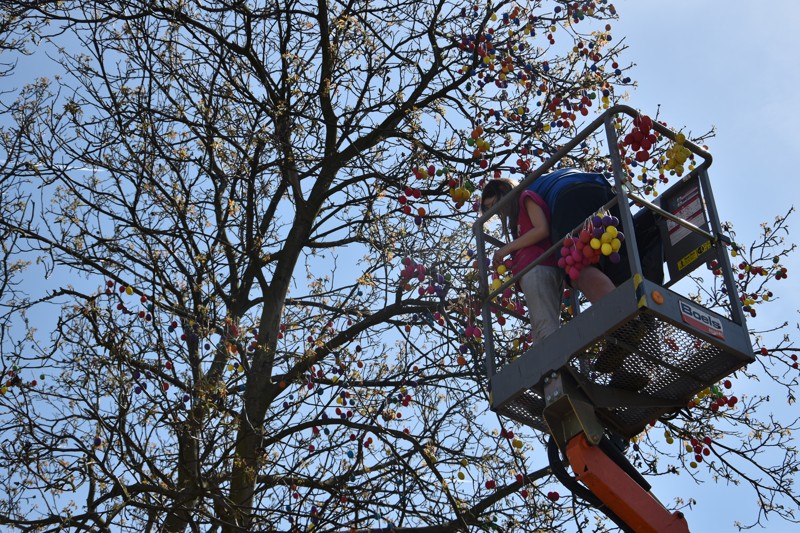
[[558, 212, 623, 281]]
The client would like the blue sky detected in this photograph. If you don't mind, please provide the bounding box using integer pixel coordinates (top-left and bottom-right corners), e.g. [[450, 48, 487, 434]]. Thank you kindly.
[[610, 1, 799, 530], [2, 2, 797, 530], [613, 0, 799, 228]]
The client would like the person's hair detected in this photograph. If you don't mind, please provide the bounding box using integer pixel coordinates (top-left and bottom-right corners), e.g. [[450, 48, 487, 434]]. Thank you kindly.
[[481, 178, 519, 239]]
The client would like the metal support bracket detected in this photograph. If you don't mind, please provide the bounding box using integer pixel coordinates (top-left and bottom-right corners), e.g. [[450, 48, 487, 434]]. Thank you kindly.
[[543, 371, 605, 451]]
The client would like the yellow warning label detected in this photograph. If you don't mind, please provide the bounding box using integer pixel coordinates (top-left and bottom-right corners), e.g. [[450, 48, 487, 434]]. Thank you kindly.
[[678, 240, 712, 270]]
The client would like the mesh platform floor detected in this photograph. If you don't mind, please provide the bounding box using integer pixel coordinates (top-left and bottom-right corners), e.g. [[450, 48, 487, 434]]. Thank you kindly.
[[495, 311, 746, 438]]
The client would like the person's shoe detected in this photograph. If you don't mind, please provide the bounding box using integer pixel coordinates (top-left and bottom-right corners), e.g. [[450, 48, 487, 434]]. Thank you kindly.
[[593, 316, 652, 373], [594, 342, 626, 373], [609, 368, 651, 391]]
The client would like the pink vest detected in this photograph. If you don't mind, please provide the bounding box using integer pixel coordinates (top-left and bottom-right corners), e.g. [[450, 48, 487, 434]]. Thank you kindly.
[[512, 190, 557, 273]]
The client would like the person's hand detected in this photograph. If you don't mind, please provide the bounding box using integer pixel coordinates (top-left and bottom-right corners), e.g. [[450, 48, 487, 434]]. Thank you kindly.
[[492, 247, 507, 267]]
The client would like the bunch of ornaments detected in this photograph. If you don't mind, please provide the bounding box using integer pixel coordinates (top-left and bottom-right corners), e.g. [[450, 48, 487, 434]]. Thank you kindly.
[[558, 212, 623, 281]]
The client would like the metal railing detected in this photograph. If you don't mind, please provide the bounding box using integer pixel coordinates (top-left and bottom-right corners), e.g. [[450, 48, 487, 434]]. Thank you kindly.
[[472, 105, 745, 380]]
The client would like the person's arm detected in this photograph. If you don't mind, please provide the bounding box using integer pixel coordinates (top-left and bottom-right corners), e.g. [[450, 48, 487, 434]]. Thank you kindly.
[[492, 197, 550, 265]]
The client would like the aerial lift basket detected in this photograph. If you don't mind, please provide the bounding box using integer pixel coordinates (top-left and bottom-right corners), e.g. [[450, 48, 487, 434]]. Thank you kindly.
[[473, 105, 754, 441]]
